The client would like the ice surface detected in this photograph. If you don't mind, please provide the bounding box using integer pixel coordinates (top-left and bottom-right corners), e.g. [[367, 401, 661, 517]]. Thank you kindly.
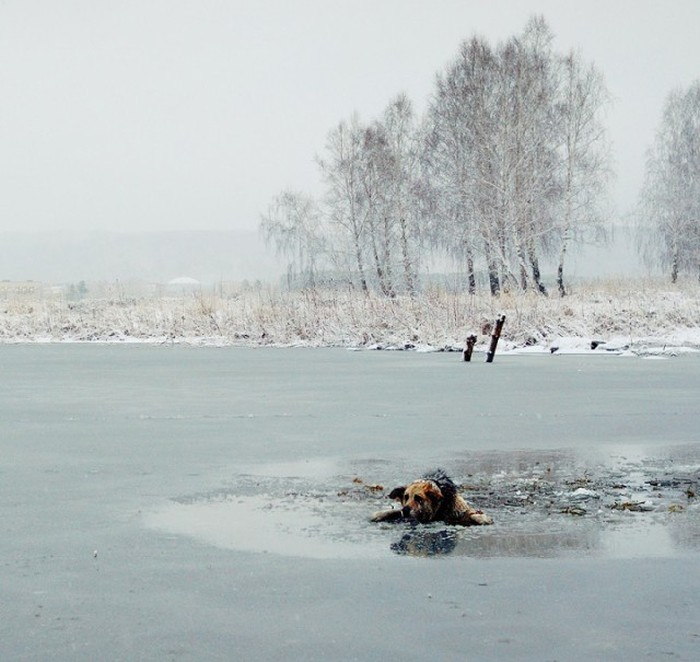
[[2, 345, 700, 660]]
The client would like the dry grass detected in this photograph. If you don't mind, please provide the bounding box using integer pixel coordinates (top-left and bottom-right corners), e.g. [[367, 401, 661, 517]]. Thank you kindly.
[[1, 278, 700, 350]]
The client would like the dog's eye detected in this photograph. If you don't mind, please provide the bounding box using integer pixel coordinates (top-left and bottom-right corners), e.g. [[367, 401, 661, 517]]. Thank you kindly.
[[414, 495, 422, 504]]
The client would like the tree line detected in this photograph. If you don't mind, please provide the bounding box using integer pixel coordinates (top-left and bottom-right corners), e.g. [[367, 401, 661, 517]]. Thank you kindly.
[[262, 16, 699, 294]]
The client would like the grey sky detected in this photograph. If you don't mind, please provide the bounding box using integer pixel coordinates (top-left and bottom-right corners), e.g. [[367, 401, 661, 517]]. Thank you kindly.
[[2, 0, 699, 234]]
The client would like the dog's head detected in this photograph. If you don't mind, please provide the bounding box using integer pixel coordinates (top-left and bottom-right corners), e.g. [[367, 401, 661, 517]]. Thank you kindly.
[[389, 479, 443, 523]]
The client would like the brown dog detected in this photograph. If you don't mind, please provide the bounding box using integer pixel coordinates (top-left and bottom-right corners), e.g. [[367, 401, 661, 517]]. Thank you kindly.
[[371, 469, 493, 526]]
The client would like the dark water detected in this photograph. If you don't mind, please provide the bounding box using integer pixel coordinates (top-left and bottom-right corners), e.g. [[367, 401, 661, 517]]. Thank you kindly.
[[2, 345, 700, 660]]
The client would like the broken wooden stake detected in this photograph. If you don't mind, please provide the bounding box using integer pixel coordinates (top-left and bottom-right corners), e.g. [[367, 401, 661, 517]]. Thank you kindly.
[[485, 315, 505, 363], [463, 334, 477, 362]]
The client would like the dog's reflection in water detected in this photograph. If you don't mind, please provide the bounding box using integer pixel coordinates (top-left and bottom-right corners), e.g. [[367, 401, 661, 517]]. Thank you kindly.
[[390, 527, 459, 557]]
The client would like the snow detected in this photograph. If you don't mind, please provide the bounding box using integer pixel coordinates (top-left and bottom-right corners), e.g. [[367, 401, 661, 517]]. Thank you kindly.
[[2, 279, 700, 356], [168, 276, 200, 285], [568, 488, 600, 501]]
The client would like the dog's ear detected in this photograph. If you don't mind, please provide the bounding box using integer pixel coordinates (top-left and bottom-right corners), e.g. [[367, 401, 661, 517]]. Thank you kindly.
[[388, 486, 406, 501], [425, 482, 443, 504]]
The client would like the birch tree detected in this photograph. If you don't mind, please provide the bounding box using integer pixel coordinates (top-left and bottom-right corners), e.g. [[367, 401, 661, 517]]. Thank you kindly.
[[360, 123, 396, 296], [497, 18, 561, 295], [262, 16, 611, 297], [638, 80, 700, 281], [378, 93, 426, 295], [316, 115, 370, 292], [317, 101, 429, 296], [426, 17, 610, 296], [260, 190, 324, 289], [427, 35, 499, 294], [427, 21, 559, 295], [555, 51, 610, 295]]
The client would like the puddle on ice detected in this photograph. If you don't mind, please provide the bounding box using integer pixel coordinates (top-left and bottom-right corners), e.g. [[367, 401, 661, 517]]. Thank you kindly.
[[143, 450, 700, 560], [145, 494, 386, 560]]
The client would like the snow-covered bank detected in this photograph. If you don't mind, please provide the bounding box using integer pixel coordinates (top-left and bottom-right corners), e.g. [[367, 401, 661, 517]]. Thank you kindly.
[[2, 279, 700, 356]]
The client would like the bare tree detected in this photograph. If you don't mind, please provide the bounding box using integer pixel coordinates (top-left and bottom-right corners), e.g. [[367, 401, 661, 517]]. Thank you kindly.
[[260, 190, 324, 289], [316, 100, 429, 297], [262, 16, 612, 298], [555, 51, 611, 295], [498, 17, 562, 296], [426, 17, 610, 296], [360, 123, 396, 296], [376, 93, 427, 295], [637, 80, 700, 282], [316, 115, 370, 292], [427, 20, 560, 296], [427, 35, 500, 294]]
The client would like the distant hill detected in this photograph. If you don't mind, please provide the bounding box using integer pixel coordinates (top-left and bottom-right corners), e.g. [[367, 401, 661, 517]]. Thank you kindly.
[[0, 230, 283, 284]]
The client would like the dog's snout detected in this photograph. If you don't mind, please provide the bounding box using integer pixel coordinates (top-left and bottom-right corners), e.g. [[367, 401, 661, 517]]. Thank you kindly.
[[401, 505, 412, 517]]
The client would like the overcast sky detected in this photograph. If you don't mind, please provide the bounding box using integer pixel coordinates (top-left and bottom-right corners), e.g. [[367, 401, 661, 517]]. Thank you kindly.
[[2, 0, 699, 235]]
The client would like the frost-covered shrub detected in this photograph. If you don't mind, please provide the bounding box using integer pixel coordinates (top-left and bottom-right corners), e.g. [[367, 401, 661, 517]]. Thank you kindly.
[[1, 279, 699, 351]]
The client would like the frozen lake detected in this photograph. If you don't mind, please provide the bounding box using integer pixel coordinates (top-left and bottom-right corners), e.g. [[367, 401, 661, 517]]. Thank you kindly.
[[2, 345, 699, 660]]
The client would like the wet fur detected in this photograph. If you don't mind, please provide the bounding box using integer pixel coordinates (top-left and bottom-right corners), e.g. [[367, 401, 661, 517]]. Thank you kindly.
[[371, 469, 493, 526]]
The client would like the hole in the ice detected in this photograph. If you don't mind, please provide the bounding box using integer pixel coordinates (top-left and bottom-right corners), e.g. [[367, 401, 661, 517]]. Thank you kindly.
[[142, 448, 700, 560]]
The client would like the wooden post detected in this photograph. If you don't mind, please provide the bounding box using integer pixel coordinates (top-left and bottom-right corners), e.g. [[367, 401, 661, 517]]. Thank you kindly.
[[463, 334, 477, 361], [485, 315, 505, 363]]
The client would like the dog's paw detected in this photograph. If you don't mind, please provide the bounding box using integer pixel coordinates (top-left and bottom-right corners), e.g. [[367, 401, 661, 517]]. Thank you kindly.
[[370, 509, 403, 523], [470, 511, 493, 525]]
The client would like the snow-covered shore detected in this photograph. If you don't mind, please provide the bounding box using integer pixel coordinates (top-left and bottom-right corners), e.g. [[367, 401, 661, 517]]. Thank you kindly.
[[2, 279, 700, 356]]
